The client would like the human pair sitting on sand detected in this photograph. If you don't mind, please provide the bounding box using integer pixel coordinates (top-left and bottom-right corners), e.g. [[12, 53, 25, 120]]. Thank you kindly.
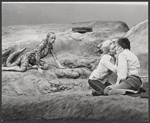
[[2, 32, 65, 74], [88, 38, 143, 95]]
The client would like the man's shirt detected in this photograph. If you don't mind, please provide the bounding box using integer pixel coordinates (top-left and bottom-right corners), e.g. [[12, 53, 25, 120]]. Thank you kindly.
[[116, 49, 140, 84]]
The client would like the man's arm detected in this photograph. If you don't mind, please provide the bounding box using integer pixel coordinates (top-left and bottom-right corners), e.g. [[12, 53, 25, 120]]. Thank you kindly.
[[115, 53, 127, 85]]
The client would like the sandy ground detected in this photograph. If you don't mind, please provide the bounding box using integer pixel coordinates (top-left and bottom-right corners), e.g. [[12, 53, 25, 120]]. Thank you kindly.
[[2, 20, 148, 121]]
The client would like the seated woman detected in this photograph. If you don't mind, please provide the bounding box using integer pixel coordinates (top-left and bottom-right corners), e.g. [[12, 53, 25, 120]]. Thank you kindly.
[[104, 38, 143, 95], [88, 40, 117, 95]]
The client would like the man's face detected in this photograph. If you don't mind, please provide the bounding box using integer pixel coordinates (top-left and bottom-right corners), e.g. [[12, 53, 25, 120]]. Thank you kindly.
[[115, 43, 122, 51]]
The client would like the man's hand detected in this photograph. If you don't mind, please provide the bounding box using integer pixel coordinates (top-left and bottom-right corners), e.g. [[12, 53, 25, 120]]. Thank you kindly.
[[115, 78, 126, 87], [38, 68, 44, 74]]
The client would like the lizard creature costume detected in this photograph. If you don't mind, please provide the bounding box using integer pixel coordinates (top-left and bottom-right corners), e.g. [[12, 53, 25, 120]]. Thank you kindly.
[[2, 32, 57, 72]]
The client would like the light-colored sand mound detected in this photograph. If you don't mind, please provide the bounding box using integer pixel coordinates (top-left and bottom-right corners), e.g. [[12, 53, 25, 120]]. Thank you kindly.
[[125, 20, 148, 55], [2, 20, 148, 121]]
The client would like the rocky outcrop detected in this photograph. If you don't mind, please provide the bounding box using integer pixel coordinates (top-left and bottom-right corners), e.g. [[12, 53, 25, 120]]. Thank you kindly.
[[72, 27, 93, 33], [2, 69, 90, 96], [124, 20, 148, 55], [55, 68, 91, 79]]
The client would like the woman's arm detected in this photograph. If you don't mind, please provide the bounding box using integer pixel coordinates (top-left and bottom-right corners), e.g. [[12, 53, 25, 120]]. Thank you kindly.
[[101, 55, 117, 73]]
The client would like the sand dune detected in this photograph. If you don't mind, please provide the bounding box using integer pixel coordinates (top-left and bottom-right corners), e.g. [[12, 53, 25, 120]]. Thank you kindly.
[[125, 20, 148, 55], [2, 20, 148, 121]]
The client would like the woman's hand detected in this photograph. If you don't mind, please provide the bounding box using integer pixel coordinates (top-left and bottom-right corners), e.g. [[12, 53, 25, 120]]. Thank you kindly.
[[109, 49, 116, 56]]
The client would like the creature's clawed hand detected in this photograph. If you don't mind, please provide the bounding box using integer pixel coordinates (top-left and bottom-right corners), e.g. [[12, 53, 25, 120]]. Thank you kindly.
[[59, 65, 67, 69], [38, 68, 44, 74]]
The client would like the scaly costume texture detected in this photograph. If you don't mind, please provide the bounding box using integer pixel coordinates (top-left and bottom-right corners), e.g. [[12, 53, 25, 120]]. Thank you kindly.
[[3, 32, 55, 72]]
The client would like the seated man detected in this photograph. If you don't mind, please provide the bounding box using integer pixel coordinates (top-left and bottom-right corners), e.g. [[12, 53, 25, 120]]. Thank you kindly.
[[2, 32, 65, 74], [88, 40, 117, 95]]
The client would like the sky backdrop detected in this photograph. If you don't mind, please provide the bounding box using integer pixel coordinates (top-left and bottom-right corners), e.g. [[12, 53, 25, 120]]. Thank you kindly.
[[2, 2, 148, 28]]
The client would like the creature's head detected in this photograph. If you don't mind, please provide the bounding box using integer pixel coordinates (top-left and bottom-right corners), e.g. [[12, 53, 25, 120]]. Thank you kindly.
[[46, 32, 56, 44]]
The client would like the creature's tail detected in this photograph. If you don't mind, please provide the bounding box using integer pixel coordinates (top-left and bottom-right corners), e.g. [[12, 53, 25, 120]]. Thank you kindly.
[[6, 47, 27, 67], [2, 47, 12, 66], [2, 47, 12, 58]]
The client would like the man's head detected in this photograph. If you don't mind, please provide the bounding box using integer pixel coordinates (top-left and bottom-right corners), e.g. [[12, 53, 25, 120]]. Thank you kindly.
[[116, 37, 130, 50], [46, 32, 56, 44]]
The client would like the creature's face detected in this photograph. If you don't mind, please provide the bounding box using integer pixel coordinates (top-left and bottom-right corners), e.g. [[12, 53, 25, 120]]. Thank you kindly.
[[48, 33, 56, 44]]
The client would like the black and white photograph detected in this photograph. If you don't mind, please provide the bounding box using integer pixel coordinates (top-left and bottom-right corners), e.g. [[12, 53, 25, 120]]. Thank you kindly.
[[2, 2, 148, 121]]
